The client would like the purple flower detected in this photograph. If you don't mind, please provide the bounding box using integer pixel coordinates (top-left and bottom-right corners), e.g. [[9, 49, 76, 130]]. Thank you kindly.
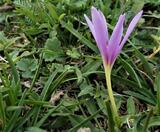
[[84, 7, 143, 68]]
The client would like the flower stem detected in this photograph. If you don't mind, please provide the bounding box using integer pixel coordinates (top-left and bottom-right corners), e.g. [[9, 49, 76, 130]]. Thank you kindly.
[[105, 65, 119, 125]]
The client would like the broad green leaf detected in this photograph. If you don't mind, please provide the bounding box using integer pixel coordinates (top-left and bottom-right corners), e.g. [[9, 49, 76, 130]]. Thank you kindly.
[[78, 85, 93, 97], [66, 47, 80, 59], [43, 37, 64, 62], [16, 58, 38, 78], [127, 96, 136, 115]]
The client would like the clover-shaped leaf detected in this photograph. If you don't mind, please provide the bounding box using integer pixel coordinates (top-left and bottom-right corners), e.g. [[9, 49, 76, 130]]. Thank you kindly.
[[43, 37, 64, 62], [16, 58, 38, 78]]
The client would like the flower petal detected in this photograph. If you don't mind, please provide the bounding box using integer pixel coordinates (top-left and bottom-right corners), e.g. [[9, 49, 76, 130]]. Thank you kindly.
[[98, 10, 109, 41], [120, 10, 143, 49], [109, 14, 125, 46], [84, 14, 96, 38], [91, 6, 109, 64], [108, 14, 125, 65], [91, 7, 109, 46]]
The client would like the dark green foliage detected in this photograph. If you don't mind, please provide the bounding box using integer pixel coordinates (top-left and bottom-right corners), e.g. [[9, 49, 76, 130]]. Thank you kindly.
[[0, 0, 160, 131]]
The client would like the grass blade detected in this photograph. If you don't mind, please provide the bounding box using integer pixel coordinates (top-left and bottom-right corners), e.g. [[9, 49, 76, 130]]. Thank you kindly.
[[61, 21, 98, 53], [68, 108, 102, 132], [155, 72, 160, 114]]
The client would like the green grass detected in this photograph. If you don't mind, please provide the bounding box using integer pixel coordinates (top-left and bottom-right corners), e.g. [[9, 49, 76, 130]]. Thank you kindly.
[[0, 0, 160, 131]]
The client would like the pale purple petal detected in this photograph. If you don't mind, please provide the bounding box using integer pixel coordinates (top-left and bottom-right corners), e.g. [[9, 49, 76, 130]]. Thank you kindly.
[[84, 14, 96, 38], [91, 7, 109, 64], [99, 10, 109, 42], [84, 14, 108, 62], [111, 11, 143, 66], [120, 10, 143, 49], [108, 14, 125, 65], [109, 14, 125, 46], [91, 7, 109, 46], [110, 48, 121, 67]]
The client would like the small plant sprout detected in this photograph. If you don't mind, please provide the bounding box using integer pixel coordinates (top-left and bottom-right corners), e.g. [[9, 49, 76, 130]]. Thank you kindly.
[[84, 7, 143, 124]]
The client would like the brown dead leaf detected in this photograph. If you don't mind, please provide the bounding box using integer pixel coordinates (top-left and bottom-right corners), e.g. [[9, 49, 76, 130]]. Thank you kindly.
[[77, 128, 91, 132], [49, 91, 64, 105]]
